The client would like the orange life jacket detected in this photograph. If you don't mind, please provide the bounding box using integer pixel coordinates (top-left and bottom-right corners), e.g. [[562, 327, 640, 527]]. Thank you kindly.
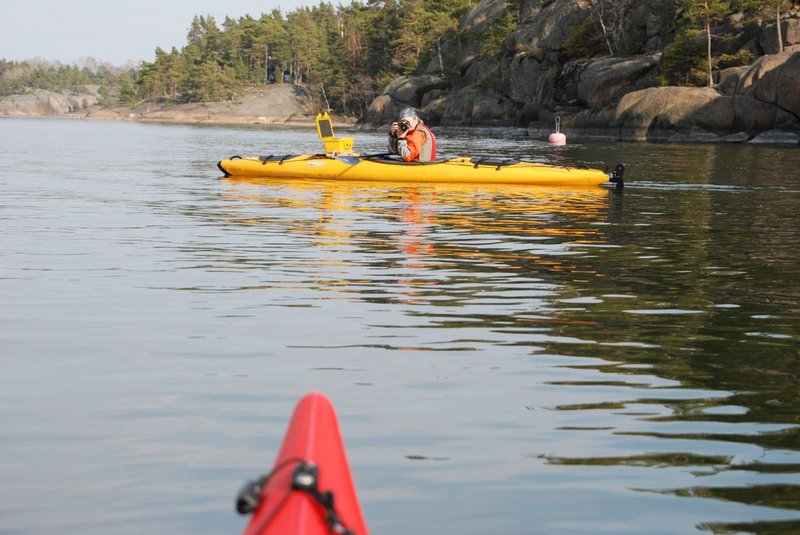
[[403, 123, 436, 162]]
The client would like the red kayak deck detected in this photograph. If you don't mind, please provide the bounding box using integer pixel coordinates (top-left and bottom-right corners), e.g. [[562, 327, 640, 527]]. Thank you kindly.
[[239, 393, 369, 535]]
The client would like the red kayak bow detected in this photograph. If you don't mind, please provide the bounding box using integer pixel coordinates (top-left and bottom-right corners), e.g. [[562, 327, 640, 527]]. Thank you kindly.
[[237, 393, 369, 535]]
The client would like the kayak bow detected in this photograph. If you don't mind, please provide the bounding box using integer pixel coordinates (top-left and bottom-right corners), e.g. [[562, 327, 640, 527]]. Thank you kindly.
[[237, 393, 369, 535]]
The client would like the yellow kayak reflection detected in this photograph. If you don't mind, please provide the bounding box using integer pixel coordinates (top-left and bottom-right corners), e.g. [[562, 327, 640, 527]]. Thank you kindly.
[[214, 177, 616, 303], [219, 176, 612, 252]]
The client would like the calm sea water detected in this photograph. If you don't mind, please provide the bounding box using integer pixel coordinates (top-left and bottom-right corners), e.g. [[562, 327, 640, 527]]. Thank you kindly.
[[1, 117, 799, 535]]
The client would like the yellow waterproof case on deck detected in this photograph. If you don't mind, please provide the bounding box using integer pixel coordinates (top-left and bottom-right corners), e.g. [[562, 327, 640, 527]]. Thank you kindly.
[[315, 112, 354, 155]]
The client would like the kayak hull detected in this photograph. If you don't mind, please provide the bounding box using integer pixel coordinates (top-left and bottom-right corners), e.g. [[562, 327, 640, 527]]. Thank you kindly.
[[218, 154, 612, 187], [241, 393, 368, 535]]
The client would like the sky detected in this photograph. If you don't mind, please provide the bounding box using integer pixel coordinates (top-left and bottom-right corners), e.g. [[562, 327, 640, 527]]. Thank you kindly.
[[2, 0, 310, 67]]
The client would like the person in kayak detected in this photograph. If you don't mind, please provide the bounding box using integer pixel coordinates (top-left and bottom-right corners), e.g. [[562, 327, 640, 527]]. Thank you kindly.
[[388, 107, 437, 162]]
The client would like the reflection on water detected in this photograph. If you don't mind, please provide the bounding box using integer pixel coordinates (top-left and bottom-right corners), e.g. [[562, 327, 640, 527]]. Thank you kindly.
[[1, 118, 799, 534], [214, 172, 800, 532]]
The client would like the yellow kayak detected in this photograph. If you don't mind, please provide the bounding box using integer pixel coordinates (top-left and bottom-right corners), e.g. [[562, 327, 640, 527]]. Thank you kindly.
[[217, 154, 624, 188]]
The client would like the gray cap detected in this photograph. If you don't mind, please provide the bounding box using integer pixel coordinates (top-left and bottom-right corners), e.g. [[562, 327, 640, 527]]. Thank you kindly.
[[399, 107, 418, 119]]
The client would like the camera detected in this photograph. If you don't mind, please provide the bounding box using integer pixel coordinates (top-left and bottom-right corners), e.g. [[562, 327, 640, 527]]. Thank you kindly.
[[399, 120, 410, 132]]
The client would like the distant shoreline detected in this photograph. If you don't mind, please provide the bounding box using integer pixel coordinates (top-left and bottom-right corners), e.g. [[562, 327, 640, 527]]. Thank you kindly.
[[0, 112, 324, 127], [3, 85, 798, 146], [0, 85, 356, 129]]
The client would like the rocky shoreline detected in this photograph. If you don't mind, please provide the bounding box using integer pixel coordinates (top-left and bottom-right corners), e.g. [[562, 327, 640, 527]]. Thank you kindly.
[[0, 84, 323, 127], [3, 71, 798, 146], [360, 0, 800, 147]]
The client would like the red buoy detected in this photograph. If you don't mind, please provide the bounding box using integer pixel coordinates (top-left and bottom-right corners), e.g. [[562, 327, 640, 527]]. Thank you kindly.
[[549, 116, 566, 146]]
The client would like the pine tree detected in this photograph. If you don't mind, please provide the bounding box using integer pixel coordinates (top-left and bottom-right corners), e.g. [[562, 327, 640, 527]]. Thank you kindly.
[[682, 0, 734, 87]]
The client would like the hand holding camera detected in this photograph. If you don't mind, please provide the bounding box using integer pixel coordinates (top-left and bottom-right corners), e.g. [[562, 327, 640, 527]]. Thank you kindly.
[[391, 120, 412, 139]]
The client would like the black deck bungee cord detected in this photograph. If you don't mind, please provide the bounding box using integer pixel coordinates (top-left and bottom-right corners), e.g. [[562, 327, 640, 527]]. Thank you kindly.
[[237, 458, 356, 535]]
